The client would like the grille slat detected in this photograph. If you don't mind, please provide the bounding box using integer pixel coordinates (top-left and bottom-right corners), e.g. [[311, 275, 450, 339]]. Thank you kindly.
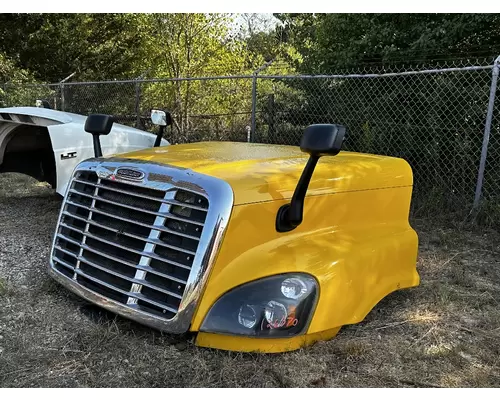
[[57, 231, 189, 284], [59, 217, 196, 255], [52, 169, 209, 321], [54, 245, 79, 259], [72, 178, 209, 212], [57, 231, 83, 247], [57, 233, 138, 269], [64, 200, 201, 241], [132, 293, 178, 315], [62, 210, 150, 239], [69, 188, 207, 225], [134, 264, 187, 285], [77, 255, 184, 299], [53, 255, 77, 272], [74, 269, 179, 315], [75, 226, 192, 270]]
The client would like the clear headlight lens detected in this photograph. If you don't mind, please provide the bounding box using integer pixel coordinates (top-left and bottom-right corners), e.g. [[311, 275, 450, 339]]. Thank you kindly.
[[264, 300, 288, 328], [281, 277, 308, 300], [200, 273, 318, 338], [238, 304, 258, 329]]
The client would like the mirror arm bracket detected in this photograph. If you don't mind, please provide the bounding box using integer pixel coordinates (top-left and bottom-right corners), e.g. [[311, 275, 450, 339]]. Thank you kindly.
[[85, 114, 114, 158], [154, 125, 165, 147], [276, 154, 320, 232], [92, 133, 103, 157]]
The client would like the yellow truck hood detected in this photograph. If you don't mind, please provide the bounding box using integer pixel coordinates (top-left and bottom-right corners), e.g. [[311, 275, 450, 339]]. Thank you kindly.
[[119, 141, 413, 205]]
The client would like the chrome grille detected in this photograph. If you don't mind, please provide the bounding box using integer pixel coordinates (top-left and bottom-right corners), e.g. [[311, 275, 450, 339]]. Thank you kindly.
[[52, 168, 210, 320]]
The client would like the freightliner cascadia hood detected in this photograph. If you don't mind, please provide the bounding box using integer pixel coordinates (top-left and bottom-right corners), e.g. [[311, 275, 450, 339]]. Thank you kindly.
[[117, 141, 413, 206]]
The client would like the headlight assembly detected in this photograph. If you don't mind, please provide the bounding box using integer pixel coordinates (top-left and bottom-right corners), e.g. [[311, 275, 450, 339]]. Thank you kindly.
[[200, 273, 318, 337]]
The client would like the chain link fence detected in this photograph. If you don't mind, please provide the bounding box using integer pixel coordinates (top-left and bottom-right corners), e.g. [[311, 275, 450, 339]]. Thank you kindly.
[[1, 58, 499, 222]]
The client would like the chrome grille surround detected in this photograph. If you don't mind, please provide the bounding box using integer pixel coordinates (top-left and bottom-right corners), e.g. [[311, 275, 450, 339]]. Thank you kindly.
[[48, 156, 234, 334]]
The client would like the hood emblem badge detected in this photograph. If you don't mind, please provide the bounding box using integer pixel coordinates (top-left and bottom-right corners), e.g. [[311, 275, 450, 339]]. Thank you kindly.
[[115, 167, 146, 181]]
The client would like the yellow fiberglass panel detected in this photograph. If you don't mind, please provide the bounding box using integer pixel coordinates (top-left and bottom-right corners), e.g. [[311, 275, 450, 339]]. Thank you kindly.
[[119, 142, 413, 205], [117, 140, 419, 351], [195, 328, 342, 353], [190, 184, 419, 335]]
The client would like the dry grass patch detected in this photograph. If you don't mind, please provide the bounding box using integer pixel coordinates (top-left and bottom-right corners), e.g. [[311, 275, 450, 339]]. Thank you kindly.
[[0, 173, 499, 387]]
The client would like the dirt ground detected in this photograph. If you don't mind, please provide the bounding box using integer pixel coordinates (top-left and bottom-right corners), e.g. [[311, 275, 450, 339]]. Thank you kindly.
[[0, 173, 499, 388]]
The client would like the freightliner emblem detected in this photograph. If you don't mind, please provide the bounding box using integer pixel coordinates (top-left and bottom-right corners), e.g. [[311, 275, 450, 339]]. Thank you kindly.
[[115, 167, 146, 181]]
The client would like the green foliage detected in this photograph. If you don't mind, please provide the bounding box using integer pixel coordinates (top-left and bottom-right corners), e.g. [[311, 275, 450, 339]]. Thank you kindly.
[[255, 13, 500, 215], [256, 69, 491, 213], [0, 53, 55, 107], [2, 13, 500, 217], [139, 14, 247, 78], [134, 14, 253, 140], [0, 53, 35, 83], [0, 14, 146, 81], [0, 13, 298, 142], [274, 13, 500, 72]]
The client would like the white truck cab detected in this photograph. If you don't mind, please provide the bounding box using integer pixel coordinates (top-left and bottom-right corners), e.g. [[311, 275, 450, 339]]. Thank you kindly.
[[0, 106, 169, 196]]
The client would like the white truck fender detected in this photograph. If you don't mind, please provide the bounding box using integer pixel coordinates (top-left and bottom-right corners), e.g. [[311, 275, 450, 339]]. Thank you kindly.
[[0, 107, 169, 196]]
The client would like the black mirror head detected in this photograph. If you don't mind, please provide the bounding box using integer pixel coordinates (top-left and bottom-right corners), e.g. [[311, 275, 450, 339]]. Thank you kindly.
[[300, 124, 346, 157], [276, 123, 347, 233], [84, 114, 114, 136]]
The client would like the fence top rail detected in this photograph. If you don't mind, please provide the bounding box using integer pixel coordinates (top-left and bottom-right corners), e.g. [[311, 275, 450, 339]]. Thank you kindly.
[[3, 75, 257, 87], [2, 64, 493, 87], [259, 65, 493, 79]]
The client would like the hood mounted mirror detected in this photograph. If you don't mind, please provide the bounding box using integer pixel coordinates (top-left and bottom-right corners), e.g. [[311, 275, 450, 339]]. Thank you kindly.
[[150, 109, 173, 147]]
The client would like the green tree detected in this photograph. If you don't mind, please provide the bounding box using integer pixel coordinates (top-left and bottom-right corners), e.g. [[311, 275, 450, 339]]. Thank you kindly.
[[264, 14, 500, 213], [138, 13, 255, 140], [274, 13, 500, 72], [0, 53, 34, 83], [0, 52, 54, 107], [0, 14, 146, 81]]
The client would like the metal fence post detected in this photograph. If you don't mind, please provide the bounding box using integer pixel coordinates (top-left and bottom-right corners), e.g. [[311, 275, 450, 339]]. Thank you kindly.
[[60, 83, 65, 111], [58, 72, 76, 111], [250, 75, 257, 142], [473, 55, 500, 209], [250, 59, 275, 142], [134, 71, 151, 129], [135, 79, 142, 129]]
